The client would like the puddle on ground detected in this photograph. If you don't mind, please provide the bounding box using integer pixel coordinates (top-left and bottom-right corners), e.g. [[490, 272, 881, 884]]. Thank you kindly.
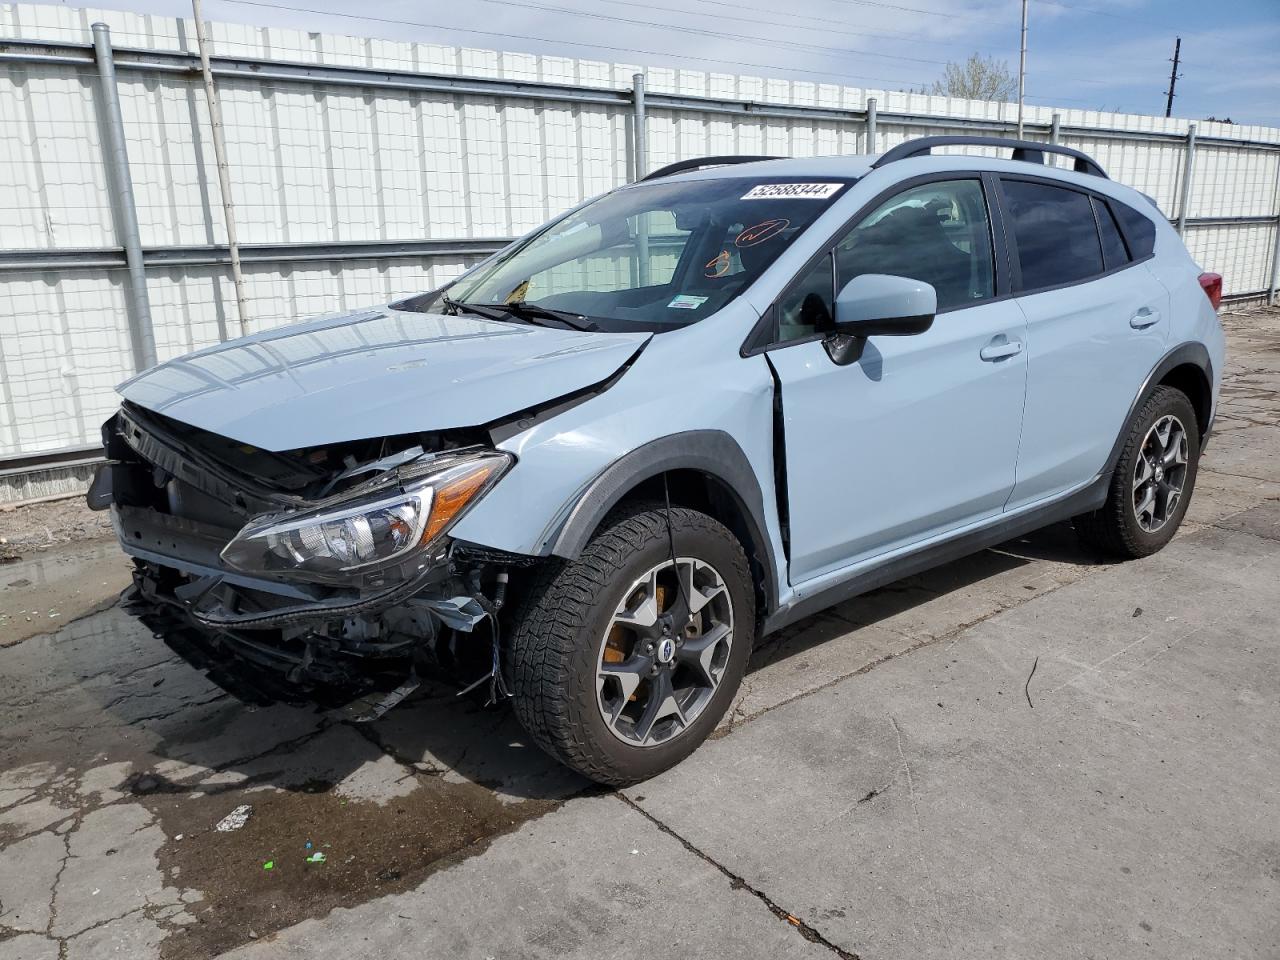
[[0, 598, 584, 958], [146, 772, 561, 958], [0, 540, 133, 646]]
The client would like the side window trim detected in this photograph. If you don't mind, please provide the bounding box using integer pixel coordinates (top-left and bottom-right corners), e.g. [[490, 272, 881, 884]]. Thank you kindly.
[[998, 173, 1146, 297], [742, 171, 1002, 357], [1090, 195, 1131, 271], [982, 171, 1017, 297]]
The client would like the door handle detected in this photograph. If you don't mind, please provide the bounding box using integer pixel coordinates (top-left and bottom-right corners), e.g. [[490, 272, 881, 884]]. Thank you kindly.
[[979, 337, 1024, 362], [1130, 307, 1161, 329]]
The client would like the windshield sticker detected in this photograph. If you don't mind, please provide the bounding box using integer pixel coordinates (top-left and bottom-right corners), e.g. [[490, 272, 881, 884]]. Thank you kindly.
[[741, 182, 843, 200], [735, 219, 789, 248], [668, 294, 709, 310], [705, 250, 732, 278]]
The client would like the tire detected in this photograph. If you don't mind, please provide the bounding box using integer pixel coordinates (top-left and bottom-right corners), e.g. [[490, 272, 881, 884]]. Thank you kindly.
[[1074, 385, 1201, 559], [507, 502, 755, 786]]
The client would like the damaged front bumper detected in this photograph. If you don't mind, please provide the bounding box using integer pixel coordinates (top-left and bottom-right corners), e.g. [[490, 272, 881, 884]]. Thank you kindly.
[[92, 404, 528, 712]]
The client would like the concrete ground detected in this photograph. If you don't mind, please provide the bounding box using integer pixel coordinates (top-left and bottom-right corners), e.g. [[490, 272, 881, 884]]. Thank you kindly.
[[1, 307, 1277, 960]]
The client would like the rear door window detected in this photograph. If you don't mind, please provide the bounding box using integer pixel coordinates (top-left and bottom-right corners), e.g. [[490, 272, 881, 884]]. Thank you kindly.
[[1001, 179, 1104, 291]]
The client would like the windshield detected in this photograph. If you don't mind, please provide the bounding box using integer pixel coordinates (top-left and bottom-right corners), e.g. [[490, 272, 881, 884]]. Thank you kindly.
[[447, 176, 855, 331]]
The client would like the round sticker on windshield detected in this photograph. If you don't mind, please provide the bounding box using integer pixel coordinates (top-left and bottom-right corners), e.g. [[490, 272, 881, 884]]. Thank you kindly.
[[705, 250, 732, 278], [735, 219, 789, 248]]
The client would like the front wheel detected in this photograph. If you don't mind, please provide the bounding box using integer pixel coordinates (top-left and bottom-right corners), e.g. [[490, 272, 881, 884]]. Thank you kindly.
[[1075, 385, 1201, 558], [508, 503, 754, 786]]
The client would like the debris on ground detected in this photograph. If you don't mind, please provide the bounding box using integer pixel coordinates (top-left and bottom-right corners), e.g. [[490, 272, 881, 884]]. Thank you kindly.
[[0, 495, 113, 560], [216, 804, 254, 832], [305, 852, 326, 864]]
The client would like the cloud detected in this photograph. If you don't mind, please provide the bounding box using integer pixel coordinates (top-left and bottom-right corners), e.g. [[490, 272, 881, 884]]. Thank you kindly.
[[39, 0, 1279, 123]]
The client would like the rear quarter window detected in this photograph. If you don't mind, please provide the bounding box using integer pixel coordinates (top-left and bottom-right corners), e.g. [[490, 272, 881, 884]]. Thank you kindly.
[[1093, 197, 1131, 271], [1111, 199, 1157, 259]]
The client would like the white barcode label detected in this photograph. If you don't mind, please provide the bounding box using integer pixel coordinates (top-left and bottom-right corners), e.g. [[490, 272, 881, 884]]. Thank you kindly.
[[741, 183, 843, 200]]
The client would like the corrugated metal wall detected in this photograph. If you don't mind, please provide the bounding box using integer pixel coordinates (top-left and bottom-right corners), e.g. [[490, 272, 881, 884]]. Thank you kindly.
[[1, 1, 1278, 472]]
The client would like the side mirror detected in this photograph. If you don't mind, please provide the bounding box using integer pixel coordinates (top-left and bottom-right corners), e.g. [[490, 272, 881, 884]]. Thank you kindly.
[[833, 273, 937, 338]]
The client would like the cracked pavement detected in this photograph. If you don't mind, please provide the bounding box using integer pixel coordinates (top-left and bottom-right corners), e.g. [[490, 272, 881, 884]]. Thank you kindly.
[[1, 307, 1278, 959]]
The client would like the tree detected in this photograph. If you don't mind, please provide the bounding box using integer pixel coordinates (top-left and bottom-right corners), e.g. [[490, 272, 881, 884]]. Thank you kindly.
[[926, 53, 1017, 102]]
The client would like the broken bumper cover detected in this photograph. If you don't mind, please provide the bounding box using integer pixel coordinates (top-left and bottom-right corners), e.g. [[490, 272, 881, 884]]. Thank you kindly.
[[93, 406, 520, 706], [114, 505, 473, 700], [116, 507, 511, 711]]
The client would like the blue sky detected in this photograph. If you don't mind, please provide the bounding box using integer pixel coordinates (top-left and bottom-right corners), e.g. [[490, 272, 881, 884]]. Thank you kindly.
[[45, 0, 1280, 124]]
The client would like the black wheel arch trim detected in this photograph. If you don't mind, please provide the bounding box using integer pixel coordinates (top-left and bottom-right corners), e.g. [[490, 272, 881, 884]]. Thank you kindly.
[[544, 430, 780, 616], [1104, 341, 1213, 477]]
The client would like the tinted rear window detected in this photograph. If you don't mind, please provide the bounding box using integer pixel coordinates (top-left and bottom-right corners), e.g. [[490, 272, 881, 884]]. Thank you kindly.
[[1002, 180, 1104, 290], [1094, 197, 1131, 271], [1112, 199, 1157, 259]]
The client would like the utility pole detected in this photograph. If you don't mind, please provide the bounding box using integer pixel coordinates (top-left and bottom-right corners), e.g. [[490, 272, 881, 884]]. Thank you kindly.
[[191, 0, 251, 338], [1164, 37, 1182, 118], [1016, 0, 1028, 139]]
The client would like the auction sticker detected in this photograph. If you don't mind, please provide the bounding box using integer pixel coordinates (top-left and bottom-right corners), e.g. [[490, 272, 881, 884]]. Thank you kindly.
[[741, 182, 843, 200], [668, 294, 709, 310]]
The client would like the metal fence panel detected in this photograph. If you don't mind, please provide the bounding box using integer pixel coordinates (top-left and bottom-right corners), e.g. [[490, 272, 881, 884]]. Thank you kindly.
[[1, 0, 1279, 472]]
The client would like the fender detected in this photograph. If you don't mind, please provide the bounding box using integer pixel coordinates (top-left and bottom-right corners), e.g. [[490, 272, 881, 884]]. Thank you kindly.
[[1101, 340, 1213, 479], [546, 430, 779, 614]]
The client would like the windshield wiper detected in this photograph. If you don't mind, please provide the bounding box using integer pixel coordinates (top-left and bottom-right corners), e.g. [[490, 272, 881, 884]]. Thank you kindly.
[[440, 294, 508, 322], [502, 301, 597, 332]]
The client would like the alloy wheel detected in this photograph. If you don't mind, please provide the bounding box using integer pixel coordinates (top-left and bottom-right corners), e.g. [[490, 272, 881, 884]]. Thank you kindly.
[[595, 557, 734, 748], [1132, 414, 1189, 533]]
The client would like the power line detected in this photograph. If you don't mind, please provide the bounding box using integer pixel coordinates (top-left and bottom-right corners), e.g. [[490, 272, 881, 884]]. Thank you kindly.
[[444, 0, 958, 68], [819, 0, 1011, 27], [583, 0, 983, 50], [219, 0, 925, 87], [584, 0, 1167, 76], [1033, 0, 1268, 46], [1033, 0, 1151, 25]]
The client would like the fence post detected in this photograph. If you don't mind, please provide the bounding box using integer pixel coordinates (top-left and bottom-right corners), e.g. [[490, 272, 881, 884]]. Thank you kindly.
[[191, 0, 250, 338], [1176, 122, 1197, 236], [631, 73, 647, 180], [1268, 160, 1280, 306], [1270, 216, 1280, 307], [631, 72, 649, 286], [1049, 113, 1060, 145], [91, 23, 156, 373], [865, 97, 877, 154]]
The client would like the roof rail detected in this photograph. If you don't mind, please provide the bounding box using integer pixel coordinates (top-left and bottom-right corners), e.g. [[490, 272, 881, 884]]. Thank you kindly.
[[641, 155, 781, 182], [871, 135, 1108, 178]]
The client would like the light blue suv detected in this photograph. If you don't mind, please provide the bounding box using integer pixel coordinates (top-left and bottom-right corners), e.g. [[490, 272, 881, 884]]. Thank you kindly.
[[93, 136, 1225, 784]]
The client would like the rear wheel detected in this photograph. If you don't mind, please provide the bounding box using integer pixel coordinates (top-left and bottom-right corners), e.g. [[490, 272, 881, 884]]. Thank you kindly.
[[508, 503, 754, 786], [1075, 385, 1200, 558]]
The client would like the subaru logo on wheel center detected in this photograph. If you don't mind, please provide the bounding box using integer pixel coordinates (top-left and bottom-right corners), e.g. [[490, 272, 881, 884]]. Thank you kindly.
[[656, 638, 676, 664]]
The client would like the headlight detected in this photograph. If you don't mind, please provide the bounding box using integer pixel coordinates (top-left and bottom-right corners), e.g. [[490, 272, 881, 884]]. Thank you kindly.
[[220, 450, 511, 584]]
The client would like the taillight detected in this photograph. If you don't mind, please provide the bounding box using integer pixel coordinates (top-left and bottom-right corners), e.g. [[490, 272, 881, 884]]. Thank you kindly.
[[1198, 272, 1222, 311]]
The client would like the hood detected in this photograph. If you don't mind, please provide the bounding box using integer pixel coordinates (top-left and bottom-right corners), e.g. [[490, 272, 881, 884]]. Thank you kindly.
[[118, 306, 649, 451]]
